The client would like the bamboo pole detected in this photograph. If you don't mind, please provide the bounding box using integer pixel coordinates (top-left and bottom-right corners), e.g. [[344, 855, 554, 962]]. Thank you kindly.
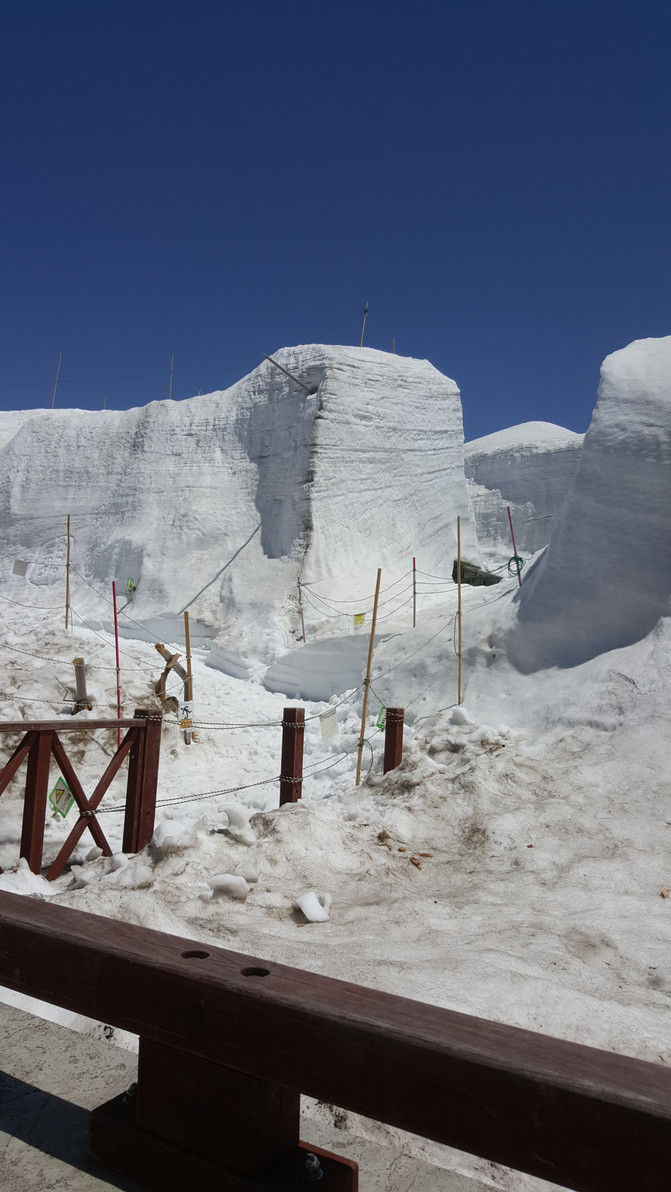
[[50, 351, 62, 409], [355, 568, 382, 786], [359, 303, 368, 348], [168, 354, 174, 401], [183, 611, 194, 745], [65, 514, 71, 630], [297, 578, 306, 643], [457, 518, 462, 706], [112, 581, 121, 748], [263, 354, 313, 393]]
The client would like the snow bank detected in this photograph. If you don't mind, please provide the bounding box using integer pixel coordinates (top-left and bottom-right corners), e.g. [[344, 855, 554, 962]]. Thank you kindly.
[[508, 337, 671, 670], [0, 346, 477, 669], [465, 422, 583, 559]]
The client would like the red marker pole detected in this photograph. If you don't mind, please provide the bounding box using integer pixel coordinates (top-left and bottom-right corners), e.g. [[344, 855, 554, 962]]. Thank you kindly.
[[507, 506, 522, 588], [112, 581, 122, 747]]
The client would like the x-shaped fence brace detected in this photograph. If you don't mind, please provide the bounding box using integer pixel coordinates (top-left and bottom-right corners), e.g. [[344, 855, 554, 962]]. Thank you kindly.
[[0, 711, 162, 880]]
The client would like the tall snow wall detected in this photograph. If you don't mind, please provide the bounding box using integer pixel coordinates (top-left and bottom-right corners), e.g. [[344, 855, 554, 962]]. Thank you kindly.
[[465, 422, 583, 559], [0, 345, 476, 667], [507, 336, 671, 671]]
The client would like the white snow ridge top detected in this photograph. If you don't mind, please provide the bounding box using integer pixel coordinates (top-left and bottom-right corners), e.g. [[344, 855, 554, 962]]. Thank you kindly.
[[508, 335, 671, 670], [0, 345, 477, 668]]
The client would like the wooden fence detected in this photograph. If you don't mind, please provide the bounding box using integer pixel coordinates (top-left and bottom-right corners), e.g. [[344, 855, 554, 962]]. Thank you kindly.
[[0, 709, 162, 879], [0, 891, 669, 1192]]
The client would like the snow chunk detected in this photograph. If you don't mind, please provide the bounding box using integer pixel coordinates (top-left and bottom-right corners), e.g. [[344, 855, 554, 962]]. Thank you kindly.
[[208, 874, 250, 901], [151, 819, 192, 856], [294, 891, 331, 922]]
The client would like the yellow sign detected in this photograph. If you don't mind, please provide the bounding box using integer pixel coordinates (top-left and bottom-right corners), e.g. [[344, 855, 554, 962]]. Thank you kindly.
[[353, 613, 365, 630]]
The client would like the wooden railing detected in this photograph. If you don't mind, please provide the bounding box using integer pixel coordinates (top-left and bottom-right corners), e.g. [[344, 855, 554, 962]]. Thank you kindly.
[[0, 710, 162, 879], [0, 892, 668, 1191]]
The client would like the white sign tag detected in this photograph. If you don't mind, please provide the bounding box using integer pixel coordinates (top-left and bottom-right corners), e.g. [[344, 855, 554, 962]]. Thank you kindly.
[[319, 707, 338, 741], [179, 701, 193, 729]]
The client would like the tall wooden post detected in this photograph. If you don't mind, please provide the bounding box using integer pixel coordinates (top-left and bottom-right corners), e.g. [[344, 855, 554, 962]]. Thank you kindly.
[[279, 708, 304, 806], [359, 302, 368, 347], [168, 354, 174, 400], [383, 707, 404, 774], [412, 556, 416, 628], [65, 513, 71, 630], [356, 568, 382, 786], [50, 350, 62, 409], [457, 517, 463, 706], [183, 611, 194, 745]]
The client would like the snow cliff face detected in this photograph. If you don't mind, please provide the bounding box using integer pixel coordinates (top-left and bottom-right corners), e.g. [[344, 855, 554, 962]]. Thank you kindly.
[[508, 337, 671, 670], [464, 422, 583, 560], [0, 345, 476, 666]]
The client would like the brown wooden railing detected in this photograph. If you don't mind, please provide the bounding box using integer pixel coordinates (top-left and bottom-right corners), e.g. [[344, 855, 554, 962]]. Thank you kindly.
[[0, 709, 162, 879], [0, 891, 669, 1192]]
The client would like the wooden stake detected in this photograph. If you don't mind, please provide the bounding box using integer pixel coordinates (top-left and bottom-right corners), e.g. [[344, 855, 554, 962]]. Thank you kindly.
[[359, 303, 368, 348], [183, 611, 194, 745], [457, 518, 462, 706], [392, 337, 396, 354], [72, 657, 92, 714], [355, 568, 382, 786], [50, 351, 62, 409], [168, 354, 174, 401], [279, 707, 305, 806], [65, 514, 71, 630], [412, 556, 416, 629]]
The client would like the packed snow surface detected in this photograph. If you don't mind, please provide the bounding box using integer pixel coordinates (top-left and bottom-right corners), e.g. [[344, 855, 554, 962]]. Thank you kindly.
[[0, 345, 476, 673], [508, 336, 671, 669], [465, 421, 583, 559], [0, 338, 670, 1192]]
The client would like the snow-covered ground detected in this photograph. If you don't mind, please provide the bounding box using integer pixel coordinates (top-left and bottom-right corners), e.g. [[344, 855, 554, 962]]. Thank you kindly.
[[0, 338, 670, 1191]]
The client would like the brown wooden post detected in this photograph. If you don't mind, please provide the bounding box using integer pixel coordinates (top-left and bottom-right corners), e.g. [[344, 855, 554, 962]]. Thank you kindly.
[[383, 707, 404, 774], [279, 707, 304, 807], [21, 731, 52, 873], [123, 710, 162, 854]]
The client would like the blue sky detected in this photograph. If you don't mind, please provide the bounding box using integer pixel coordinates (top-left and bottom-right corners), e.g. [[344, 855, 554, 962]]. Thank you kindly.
[[1, 0, 669, 440]]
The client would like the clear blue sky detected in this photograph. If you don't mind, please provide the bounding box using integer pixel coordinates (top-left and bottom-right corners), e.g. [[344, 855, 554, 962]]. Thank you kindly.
[[1, 0, 669, 440]]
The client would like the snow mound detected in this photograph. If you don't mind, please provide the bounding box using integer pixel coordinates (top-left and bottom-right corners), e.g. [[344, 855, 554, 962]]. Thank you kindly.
[[465, 421, 583, 559], [0, 345, 477, 669], [508, 337, 671, 670]]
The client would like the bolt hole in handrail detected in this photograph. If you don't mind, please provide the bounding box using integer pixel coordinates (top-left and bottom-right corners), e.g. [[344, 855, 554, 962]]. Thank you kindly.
[[241, 966, 270, 977], [181, 950, 209, 960]]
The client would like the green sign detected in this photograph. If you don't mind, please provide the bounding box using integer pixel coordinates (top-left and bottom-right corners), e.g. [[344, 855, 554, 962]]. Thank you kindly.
[[49, 776, 75, 818], [376, 706, 387, 730]]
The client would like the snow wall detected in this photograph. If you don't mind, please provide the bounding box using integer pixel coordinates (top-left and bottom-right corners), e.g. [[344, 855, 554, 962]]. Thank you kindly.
[[465, 422, 583, 559], [0, 345, 477, 668], [507, 336, 671, 671]]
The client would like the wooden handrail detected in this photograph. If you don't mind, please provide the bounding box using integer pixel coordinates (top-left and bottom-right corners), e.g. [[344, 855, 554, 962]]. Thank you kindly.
[[0, 891, 669, 1191]]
